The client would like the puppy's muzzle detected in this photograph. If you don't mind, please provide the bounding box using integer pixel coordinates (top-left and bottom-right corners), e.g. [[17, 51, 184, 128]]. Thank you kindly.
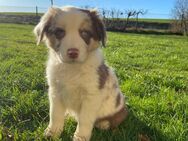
[[67, 48, 79, 59]]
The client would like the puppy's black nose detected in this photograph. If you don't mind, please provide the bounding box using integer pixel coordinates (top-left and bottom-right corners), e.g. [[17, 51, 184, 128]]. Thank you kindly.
[[67, 48, 79, 59]]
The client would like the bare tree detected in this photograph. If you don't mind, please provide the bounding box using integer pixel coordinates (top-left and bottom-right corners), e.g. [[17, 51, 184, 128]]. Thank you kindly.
[[101, 8, 106, 19], [108, 8, 116, 27], [172, 0, 188, 35], [99, 9, 111, 24], [105, 10, 110, 19], [135, 9, 148, 30], [124, 9, 136, 29], [115, 9, 122, 20], [110, 8, 116, 19]]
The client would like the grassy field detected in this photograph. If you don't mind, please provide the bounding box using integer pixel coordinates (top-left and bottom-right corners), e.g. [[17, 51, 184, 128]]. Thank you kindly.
[[0, 23, 187, 141], [129, 18, 173, 23]]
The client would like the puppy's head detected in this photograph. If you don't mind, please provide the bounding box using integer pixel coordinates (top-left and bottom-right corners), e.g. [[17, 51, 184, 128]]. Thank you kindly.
[[34, 6, 106, 63]]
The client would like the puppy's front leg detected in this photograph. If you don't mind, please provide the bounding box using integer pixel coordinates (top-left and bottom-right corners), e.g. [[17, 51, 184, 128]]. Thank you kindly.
[[45, 87, 65, 138], [74, 96, 102, 141]]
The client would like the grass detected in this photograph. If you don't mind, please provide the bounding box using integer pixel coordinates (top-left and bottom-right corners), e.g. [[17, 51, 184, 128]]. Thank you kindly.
[[0, 23, 188, 141]]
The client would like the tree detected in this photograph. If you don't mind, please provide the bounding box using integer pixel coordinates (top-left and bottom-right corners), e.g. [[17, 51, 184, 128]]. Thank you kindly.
[[110, 8, 116, 19], [100, 8, 107, 19], [172, 0, 188, 35], [115, 9, 122, 20], [135, 9, 147, 30], [124, 9, 136, 30]]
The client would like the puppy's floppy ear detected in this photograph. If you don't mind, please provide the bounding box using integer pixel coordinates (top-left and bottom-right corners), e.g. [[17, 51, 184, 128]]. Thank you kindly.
[[89, 9, 107, 47], [33, 22, 47, 45], [33, 7, 60, 45]]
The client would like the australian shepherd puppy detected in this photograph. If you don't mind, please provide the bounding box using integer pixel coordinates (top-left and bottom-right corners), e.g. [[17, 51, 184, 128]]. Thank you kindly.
[[34, 6, 128, 141]]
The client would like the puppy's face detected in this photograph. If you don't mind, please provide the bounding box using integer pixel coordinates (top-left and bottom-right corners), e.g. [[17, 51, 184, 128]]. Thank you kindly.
[[34, 6, 106, 63]]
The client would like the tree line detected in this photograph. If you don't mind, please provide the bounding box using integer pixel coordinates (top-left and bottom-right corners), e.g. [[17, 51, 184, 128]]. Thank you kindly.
[[172, 0, 188, 36], [100, 8, 148, 30]]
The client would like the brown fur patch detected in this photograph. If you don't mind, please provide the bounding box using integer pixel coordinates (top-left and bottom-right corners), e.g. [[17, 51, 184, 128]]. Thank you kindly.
[[35, 7, 63, 50], [95, 106, 128, 129], [98, 63, 109, 89], [79, 9, 106, 47], [116, 93, 121, 107], [79, 29, 92, 45], [35, 8, 61, 44], [113, 83, 118, 89], [41, 22, 66, 51], [36, 17, 52, 44], [45, 27, 64, 51]]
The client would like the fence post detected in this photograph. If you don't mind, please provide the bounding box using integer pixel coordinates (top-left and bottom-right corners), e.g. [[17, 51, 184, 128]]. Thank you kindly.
[[50, 0, 53, 7], [36, 6, 38, 16]]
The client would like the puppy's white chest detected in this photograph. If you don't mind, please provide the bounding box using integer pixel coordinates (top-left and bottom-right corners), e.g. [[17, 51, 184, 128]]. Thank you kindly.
[[61, 84, 86, 112]]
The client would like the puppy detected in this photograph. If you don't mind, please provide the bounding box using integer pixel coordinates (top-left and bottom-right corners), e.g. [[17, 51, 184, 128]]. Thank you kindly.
[[34, 6, 128, 141]]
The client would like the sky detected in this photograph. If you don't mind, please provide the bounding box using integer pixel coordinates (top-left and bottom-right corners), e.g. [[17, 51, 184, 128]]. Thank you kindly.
[[0, 0, 176, 19]]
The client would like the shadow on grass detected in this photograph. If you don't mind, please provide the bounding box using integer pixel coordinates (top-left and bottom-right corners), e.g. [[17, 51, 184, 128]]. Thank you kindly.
[[90, 107, 173, 141]]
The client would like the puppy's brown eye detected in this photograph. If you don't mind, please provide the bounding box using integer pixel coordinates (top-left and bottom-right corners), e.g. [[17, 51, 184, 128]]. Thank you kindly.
[[54, 28, 65, 39], [80, 30, 92, 45]]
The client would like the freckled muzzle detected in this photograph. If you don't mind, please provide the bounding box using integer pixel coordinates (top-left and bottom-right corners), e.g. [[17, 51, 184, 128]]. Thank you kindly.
[[67, 48, 79, 59]]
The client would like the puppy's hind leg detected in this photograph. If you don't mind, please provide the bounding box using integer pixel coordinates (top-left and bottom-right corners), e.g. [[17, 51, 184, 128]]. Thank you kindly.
[[44, 87, 66, 138]]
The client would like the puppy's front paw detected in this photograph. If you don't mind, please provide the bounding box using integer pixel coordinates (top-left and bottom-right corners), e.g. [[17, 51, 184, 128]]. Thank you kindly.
[[44, 126, 62, 138], [95, 120, 110, 130], [73, 134, 87, 141]]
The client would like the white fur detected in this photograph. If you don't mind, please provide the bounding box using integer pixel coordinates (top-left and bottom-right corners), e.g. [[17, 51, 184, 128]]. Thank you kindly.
[[34, 6, 125, 141]]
